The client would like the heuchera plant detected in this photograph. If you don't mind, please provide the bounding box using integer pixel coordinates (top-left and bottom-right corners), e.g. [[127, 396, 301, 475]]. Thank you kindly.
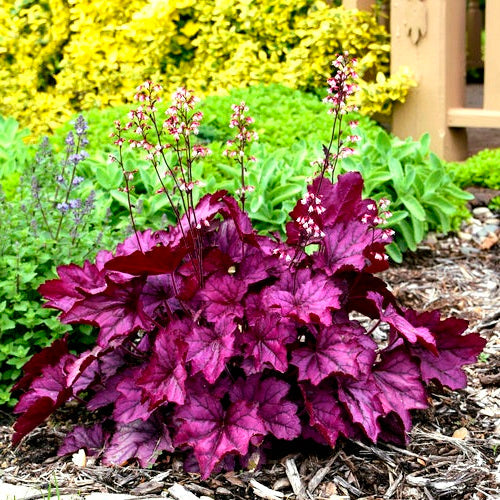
[[12, 55, 485, 479]]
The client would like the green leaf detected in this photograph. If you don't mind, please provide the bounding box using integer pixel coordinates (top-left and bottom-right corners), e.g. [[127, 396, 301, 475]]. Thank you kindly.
[[410, 214, 426, 243], [250, 194, 264, 213], [268, 184, 303, 206], [111, 190, 135, 208], [419, 133, 431, 154], [375, 130, 391, 155], [442, 184, 475, 200], [400, 194, 426, 221], [383, 209, 409, 225], [425, 194, 457, 215], [396, 219, 417, 251], [386, 242, 403, 263], [402, 165, 417, 192], [388, 157, 405, 192], [95, 164, 123, 190]]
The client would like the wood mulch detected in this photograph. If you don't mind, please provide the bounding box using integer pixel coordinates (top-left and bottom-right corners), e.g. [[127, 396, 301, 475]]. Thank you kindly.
[[0, 233, 498, 500]]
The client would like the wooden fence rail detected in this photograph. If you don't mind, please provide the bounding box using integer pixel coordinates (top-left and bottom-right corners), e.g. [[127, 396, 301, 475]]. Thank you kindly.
[[342, 0, 500, 160]]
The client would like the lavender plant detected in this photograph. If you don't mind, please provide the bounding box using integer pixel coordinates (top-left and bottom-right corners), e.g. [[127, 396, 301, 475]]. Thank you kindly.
[[12, 56, 485, 478], [0, 117, 122, 406]]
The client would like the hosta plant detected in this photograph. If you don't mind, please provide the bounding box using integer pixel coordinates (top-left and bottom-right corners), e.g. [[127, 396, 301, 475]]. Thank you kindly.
[[12, 57, 485, 479]]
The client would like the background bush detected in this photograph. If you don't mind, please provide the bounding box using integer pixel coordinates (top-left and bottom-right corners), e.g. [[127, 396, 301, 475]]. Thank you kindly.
[[0, 0, 414, 136], [446, 149, 500, 211]]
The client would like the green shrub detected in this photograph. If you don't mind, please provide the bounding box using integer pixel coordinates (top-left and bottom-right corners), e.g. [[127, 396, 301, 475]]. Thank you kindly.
[[0, 115, 34, 200], [341, 129, 473, 261], [0, 0, 414, 136], [446, 148, 500, 211]]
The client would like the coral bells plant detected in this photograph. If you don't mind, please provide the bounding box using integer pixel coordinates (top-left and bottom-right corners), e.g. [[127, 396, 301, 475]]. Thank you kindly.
[[12, 56, 485, 479]]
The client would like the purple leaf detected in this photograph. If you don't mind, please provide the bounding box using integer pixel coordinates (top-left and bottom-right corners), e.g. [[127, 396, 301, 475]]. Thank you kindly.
[[235, 247, 272, 284], [314, 172, 367, 227], [58, 423, 107, 457], [87, 372, 122, 411], [104, 244, 187, 276], [103, 415, 173, 467], [209, 220, 244, 262], [367, 292, 436, 351], [315, 221, 389, 275], [186, 319, 236, 383], [265, 269, 343, 325], [61, 277, 153, 346], [373, 348, 428, 432], [140, 273, 181, 318], [200, 274, 246, 322], [230, 375, 301, 440], [114, 369, 153, 424], [13, 354, 75, 446], [175, 389, 265, 479], [114, 228, 164, 256], [219, 194, 259, 246], [138, 326, 188, 407], [12, 336, 70, 392], [240, 315, 296, 373], [291, 320, 376, 385], [337, 374, 385, 442], [301, 380, 360, 447], [404, 310, 486, 389], [38, 261, 106, 313]]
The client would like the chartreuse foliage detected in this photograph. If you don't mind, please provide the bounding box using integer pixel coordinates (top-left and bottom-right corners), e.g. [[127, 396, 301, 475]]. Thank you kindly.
[[12, 82, 484, 479], [0, 117, 123, 406], [446, 148, 500, 211], [0, 0, 414, 136], [0, 115, 34, 200]]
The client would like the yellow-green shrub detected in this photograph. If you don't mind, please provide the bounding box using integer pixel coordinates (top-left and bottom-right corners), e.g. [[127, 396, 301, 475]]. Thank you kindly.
[[0, 0, 414, 136]]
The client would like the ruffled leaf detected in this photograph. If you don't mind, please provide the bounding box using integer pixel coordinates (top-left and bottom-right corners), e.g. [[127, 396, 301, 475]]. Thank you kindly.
[[291, 320, 376, 385], [38, 261, 106, 313], [62, 278, 153, 346], [265, 269, 343, 325], [373, 348, 428, 433], [404, 310, 486, 389], [200, 274, 247, 322], [301, 380, 360, 447], [58, 423, 107, 457], [230, 375, 301, 440], [240, 315, 296, 374], [186, 319, 236, 384], [103, 415, 173, 468], [338, 374, 384, 441], [138, 324, 188, 407], [175, 383, 265, 478]]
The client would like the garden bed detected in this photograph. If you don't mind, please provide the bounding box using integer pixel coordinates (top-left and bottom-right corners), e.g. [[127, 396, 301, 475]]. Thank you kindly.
[[0, 229, 498, 500]]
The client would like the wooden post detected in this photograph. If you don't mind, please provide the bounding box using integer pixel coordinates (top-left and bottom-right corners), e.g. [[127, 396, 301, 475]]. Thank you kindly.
[[484, 0, 500, 110], [342, 0, 374, 10], [378, 0, 391, 32], [466, 0, 483, 69], [391, 0, 468, 161]]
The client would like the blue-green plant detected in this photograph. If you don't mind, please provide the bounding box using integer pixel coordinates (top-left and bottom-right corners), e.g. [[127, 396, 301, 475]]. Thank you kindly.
[[340, 129, 473, 261]]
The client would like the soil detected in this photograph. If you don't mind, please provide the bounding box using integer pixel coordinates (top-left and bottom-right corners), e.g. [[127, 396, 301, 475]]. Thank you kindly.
[[0, 229, 498, 500]]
